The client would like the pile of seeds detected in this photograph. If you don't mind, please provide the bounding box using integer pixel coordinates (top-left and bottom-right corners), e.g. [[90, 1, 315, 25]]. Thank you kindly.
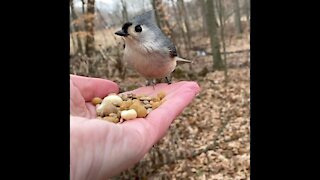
[[91, 91, 166, 123]]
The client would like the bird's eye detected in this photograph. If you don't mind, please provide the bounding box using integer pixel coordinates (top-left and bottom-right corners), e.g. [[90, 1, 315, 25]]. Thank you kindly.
[[135, 25, 142, 32]]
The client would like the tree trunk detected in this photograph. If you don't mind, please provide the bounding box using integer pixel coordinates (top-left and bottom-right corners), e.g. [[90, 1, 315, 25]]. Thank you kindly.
[[233, 0, 243, 34], [173, 0, 188, 56], [177, 0, 191, 43], [70, 27, 77, 55], [245, 0, 250, 32], [153, 1, 184, 74], [177, 0, 192, 58], [81, 0, 85, 14], [217, 0, 228, 85], [153, 0, 175, 40], [245, 0, 250, 22], [121, 0, 129, 23], [96, 8, 108, 45], [96, 7, 107, 26], [85, 0, 96, 57], [201, 0, 207, 36], [206, 0, 223, 70], [70, 8, 76, 54], [70, 0, 84, 54], [152, 0, 161, 28]]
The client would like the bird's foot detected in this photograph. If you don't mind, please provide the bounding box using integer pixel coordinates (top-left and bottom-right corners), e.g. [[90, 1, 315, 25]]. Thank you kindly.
[[145, 79, 157, 90], [165, 76, 172, 84]]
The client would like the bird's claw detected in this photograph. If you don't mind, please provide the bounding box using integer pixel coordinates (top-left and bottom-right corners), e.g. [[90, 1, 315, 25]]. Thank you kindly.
[[165, 76, 172, 84], [145, 79, 157, 90]]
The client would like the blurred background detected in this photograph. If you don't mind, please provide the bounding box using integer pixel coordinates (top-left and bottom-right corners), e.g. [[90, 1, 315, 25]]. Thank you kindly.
[[70, 0, 250, 178]]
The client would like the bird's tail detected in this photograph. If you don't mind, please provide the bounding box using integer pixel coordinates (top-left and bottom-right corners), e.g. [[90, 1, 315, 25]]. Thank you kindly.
[[174, 56, 193, 63]]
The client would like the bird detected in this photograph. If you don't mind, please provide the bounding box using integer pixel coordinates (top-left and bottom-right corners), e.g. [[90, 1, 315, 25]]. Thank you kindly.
[[114, 10, 192, 86]]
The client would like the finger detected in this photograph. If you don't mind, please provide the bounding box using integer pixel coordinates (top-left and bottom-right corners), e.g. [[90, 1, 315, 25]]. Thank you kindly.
[[85, 103, 98, 118], [122, 81, 201, 147], [70, 75, 119, 101], [123, 81, 193, 97], [70, 81, 92, 118], [146, 81, 200, 142]]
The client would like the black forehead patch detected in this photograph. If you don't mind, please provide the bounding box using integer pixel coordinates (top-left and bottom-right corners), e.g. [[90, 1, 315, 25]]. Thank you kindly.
[[122, 22, 133, 32]]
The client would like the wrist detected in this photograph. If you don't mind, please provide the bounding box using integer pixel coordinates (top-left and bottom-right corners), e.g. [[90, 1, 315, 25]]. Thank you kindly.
[[70, 116, 91, 180]]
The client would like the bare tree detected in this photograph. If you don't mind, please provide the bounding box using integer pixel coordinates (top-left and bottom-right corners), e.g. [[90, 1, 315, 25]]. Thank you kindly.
[[177, 0, 192, 57], [233, 0, 243, 34], [152, 0, 174, 38], [121, 0, 129, 23], [206, 0, 223, 70], [96, 8, 108, 27], [244, 0, 250, 31], [70, 0, 84, 54], [201, 0, 208, 36], [151, 0, 161, 28], [152, 0, 181, 56], [170, 0, 188, 57], [244, 0, 250, 22], [217, 0, 228, 84], [70, 28, 76, 55], [96, 8, 108, 44], [177, 0, 191, 42], [169, 0, 185, 55], [81, 0, 85, 14], [85, 0, 96, 57]]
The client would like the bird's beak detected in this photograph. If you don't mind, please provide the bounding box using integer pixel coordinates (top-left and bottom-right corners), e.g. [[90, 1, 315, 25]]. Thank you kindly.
[[115, 30, 128, 37]]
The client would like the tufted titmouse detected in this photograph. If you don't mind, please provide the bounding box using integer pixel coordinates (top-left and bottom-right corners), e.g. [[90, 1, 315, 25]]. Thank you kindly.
[[115, 10, 192, 86]]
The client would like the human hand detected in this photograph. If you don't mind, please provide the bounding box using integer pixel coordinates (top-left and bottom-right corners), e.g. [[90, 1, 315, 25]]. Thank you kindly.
[[70, 75, 200, 179]]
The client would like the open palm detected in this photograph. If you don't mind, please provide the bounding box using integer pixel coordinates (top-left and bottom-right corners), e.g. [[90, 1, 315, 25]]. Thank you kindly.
[[70, 75, 200, 179]]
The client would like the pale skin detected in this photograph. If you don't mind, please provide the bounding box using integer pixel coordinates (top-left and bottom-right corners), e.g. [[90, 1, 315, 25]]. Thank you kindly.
[[70, 75, 200, 179]]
